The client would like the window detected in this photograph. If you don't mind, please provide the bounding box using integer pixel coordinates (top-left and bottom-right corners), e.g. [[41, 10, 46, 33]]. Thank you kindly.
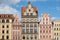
[[57, 28, 58, 30], [43, 26, 45, 28], [26, 24, 29, 27], [54, 33, 56, 35], [54, 28, 56, 30], [29, 9, 31, 12], [2, 35, 4, 40], [27, 35, 29, 39], [36, 11, 38, 13], [2, 30, 4, 34], [2, 25, 4, 28], [34, 24, 37, 27], [30, 24, 33, 27], [46, 22, 48, 24], [27, 37, 29, 39], [34, 29, 37, 33], [26, 29, 29, 33], [40, 30, 42, 33], [43, 35, 45, 38], [49, 26, 51, 28], [6, 30, 9, 34], [43, 30, 45, 33], [23, 36, 25, 39], [31, 36, 33, 39], [57, 33, 58, 35], [6, 36, 9, 39], [46, 18, 48, 20], [57, 24, 58, 26], [35, 35, 37, 39], [43, 22, 45, 24], [46, 30, 48, 33], [22, 29, 25, 33], [46, 35, 48, 38], [30, 13, 33, 16], [7, 25, 9, 28], [46, 26, 48, 28], [40, 35, 42, 38], [22, 24, 25, 27], [30, 29, 33, 33], [2, 19, 5, 23], [57, 37, 58, 40], [27, 13, 29, 15], [6, 19, 9, 23], [49, 35, 51, 38]]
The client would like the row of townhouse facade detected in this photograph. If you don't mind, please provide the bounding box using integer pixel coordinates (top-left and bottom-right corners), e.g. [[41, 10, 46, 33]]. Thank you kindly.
[[0, 2, 60, 40]]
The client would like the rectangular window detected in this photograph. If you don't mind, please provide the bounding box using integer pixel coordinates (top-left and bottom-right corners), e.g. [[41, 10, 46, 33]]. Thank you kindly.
[[34, 24, 37, 27], [57, 28, 58, 30], [54, 28, 56, 30], [46, 30, 48, 33], [34, 29, 37, 33], [40, 35, 42, 38], [40, 30, 42, 33], [54, 33, 56, 35], [43, 35, 45, 38], [22, 29, 25, 33], [26, 29, 29, 33], [22, 24, 25, 27], [30, 29, 33, 33], [30, 24, 33, 27], [26, 24, 29, 27], [43, 30, 45, 33]]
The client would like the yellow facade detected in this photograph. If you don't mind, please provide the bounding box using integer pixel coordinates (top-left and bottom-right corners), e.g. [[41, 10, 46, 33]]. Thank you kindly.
[[0, 14, 14, 40], [0, 19, 12, 40], [53, 20, 60, 40]]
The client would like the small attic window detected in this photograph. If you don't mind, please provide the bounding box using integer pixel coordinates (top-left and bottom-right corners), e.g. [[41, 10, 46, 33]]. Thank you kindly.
[[36, 11, 38, 13], [29, 9, 31, 12]]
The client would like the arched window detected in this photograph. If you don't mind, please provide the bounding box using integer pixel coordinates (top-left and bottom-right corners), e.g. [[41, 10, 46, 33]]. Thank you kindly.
[[6, 36, 9, 39], [2, 25, 4, 28], [2, 19, 5, 23], [7, 25, 9, 28], [23, 36, 25, 39], [6, 19, 9, 23]]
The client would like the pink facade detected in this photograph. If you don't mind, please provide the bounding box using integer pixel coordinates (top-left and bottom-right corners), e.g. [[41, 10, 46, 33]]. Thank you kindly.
[[39, 13, 52, 40], [12, 15, 22, 40]]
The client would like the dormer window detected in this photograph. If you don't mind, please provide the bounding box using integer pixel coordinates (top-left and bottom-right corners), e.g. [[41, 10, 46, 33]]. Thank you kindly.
[[2, 19, 5, 23], [6, 19, 9, 23], [36, 11, 38, 13]]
